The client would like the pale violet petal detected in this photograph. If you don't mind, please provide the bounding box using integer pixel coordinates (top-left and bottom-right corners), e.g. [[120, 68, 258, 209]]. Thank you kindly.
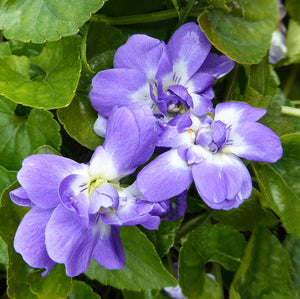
[[137, 149, 193, 202]]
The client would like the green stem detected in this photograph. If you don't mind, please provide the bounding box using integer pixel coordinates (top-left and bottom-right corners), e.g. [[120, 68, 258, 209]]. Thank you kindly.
[[176, 0, 197, 27], [175, 210, 214, 243], [283, 64, 299, 99], [89, 5, 212, 26], [291, 100, 300, 105], [212, 263, 224, 299], [281, 106, 300, 118], [89, 9, 179, 25]]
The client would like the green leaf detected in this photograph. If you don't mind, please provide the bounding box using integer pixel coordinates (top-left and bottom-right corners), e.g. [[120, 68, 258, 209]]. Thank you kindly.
[[0, 237, 8, 271], [0, 37, 81, 109], [0, 182, 36, 299], [57, 93, 103, 150], [27, 264, 72, 299], [253, 133, 300, 237], [67, 281, 101, 299], [286, 19, 300, 64], [284, 235, 300, 297], [213, 197, 278, 231], [286, 0, 300, 24], [178, 224, 246, 298], [0, 166, 17, 198], [0, 0, 106, 43], [141, 218, 183, 257], [0, 96, 61, 170], [85, 226, 177, 291], [123, 289, 161, 299], [230, 226, 296, 298], [198, 0, 278, 64]]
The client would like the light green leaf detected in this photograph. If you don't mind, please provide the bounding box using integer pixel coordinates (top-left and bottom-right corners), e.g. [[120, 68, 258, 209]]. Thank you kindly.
[[57, 93, 103, 150], [284, 235, 300, 297], [0, 37, 81, 109], [253, 133, 300, 237], [142, 218, 183, 257], [0, 96, 61, 170], [33, 145, 62, 156], [67, 281, 100, 299], [0, 182, 36, 299], [178, 224, 246, 298], [286, 19, 300, 64], [0, 0, 106, 43], [27, 264, 72, 299], [85, 226, 177, 291], [198, 0, 278, 64], [213, 197, 278, 231], [230, 226, 296, 298]]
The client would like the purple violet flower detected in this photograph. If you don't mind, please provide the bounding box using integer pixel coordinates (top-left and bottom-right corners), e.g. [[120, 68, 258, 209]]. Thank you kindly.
[[89, 22, 234, 138], [136, 102, 283, 210], [10, 105, 185, 277]]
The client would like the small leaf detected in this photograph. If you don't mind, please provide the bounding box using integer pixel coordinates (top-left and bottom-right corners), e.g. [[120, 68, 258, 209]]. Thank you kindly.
[[178, 224, 246, 298], [0, 96, 61, 170], [57, 93, 103, 150], [0, 166, 17, 199], [85, 226, 177, 291], [27, 264, 72, 299], [230, 226, 296, 298], [198, 0, 278, 64], [286, 19, 300, 64], [141, 218, 183, 257], [0, 37, 81, 109], [0, 0, 106, 43], [253, 133, 300, 237], [67, 281, 101, 299]]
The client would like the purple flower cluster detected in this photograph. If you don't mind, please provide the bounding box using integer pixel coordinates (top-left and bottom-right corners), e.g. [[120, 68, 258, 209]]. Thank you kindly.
[[11, 22, 283, 277]]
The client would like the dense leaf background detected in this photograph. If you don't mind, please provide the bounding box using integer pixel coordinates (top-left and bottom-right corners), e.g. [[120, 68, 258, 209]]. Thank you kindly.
[[0, 0, 300, 298]]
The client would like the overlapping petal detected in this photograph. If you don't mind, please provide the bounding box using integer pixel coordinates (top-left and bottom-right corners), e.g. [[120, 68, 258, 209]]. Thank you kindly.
[[14, 207, 55, 275], [45, 205, 97, 277], [17, 155, 87, 209], [92, 224, 125, 270], [137, 149, 193, 202], [89, 69, 151, 117], [167, 22, 211, 83]]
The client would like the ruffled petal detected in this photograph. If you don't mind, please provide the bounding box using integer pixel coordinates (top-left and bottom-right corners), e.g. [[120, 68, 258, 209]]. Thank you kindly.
[[17, 155, 86, 209], [167, 22, 211, 83], [14, 207, 55, 274], [89, 69, 152, 118], [137, 149, 193, 202], [214, 102, 266, 129], [185, 72, 215, 94], [113, 34, 164, 80], [59, 174, 90, 227], [92, 224, 125, 270], [223, 122, 283, 163], [192, 153, 252, 209], [89, 183, 119, 214], [45, 205, 97, 277], [91, 105, 157, 180], [198, 53, 235, 78], [10, 187, 34, 207]]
